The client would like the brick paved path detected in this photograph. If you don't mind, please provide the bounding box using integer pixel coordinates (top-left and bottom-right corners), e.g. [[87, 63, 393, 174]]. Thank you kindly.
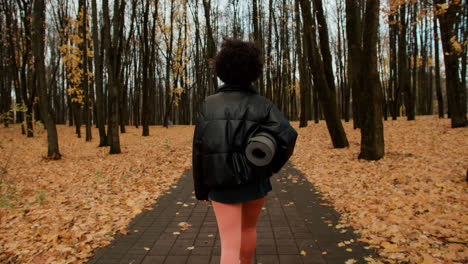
[[88, 162, 378, 264]]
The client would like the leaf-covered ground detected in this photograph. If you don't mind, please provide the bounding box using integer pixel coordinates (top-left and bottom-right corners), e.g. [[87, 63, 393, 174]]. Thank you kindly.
[[291, 116, 468, 263], [0, 116, 466, 263], [0, 125, 193, 263]]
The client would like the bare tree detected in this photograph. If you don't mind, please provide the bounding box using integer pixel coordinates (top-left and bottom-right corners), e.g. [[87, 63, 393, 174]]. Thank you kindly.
[[435, 0, 467, 128], [202, 0, 218, 95], [103, 0, 125, 154], [347, 0, 385, 160], [299, 0, 349, 148], [91, 0, 107, 146], [32, 0, 61, 159]]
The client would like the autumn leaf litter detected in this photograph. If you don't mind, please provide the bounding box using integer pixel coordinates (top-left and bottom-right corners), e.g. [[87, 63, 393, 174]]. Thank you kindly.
[[291, 116, 467, 263], [0, 116, 467, 263], [0, 125, 192, 263]]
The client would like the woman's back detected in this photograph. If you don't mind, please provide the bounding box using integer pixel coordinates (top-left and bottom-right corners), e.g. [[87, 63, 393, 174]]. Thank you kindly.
[[194, 83, 275, 189], [192, 39, 297, 264]]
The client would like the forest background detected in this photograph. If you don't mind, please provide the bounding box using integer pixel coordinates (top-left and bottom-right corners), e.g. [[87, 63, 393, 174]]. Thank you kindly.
[[0, 0, 467, 263], [0, 0, 466, 157]]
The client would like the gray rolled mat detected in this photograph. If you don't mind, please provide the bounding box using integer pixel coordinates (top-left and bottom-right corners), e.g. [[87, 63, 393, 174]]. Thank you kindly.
[[245, 132, 277, 166]]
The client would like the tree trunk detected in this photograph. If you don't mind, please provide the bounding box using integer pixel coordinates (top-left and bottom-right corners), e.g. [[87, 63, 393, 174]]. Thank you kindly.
[[312, 0, 337, 95], [389, 13, 399, 120], [435, 0, 467, 127], [398, 3, 412, 120], [163, 0, 175, 128], [299, 0, 349, 148], [345, 0, 362, 129], [266, 0, 273, 101], [92, 0, 107, 146], [32, 0, 61, 159], [141, 0, 151, 135], [461, 3, 467, 100], [18, 3, 35, 137], [80, 0, 92, 141], [336, 0, 349, 122], [409, 2, 417, 119], [252, 0, 265, 97], [103, 0, 124, 154], [202, 0, 218, 95], [294, 0, 308, 128], [192, 0, 202, 125], [74, 103, 82, 137], [357, 0, 384, 160], [4, 3, 22, 129]]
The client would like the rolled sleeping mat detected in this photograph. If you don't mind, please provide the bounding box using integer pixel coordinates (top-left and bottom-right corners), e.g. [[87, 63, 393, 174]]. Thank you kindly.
[[245, 132, 277, 166]]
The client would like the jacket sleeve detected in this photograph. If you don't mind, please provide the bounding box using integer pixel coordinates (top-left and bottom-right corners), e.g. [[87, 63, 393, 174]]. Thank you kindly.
[[192, 103, 210, 200], [260, 102, 298, 173]]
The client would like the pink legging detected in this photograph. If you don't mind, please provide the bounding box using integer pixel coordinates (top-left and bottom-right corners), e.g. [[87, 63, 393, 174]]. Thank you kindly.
[[211, 196, 267, 264]]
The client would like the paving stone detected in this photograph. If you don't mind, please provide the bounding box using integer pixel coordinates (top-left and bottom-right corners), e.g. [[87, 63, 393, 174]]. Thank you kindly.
[[141, 256, 165, 264], [163, 256, 188, 263], [190, 246, 213, 256], [277, 245, 300, 255], [147, 245, 172, 256], [87, 162, 379, 264], [256, 245, 277, 255], [118, 254, 145, 264], [279, 254, 302, 263], [256, 255, 280, 263], [168, 245, 192, 256], [209, 256, 221, 264], [186, 255, 211, 264]]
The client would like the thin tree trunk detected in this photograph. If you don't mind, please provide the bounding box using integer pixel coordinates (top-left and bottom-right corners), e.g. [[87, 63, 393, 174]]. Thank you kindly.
[[192, 0, 202, 125], [312, 0, 337, 95], [266, 0, 273, 101], [295, 0, 308, 128], [346, 0, 362, 128], [141, 0, 151, 135], [299, 0, 349, 148], [409, 2, 417, 119], [389, 13, 399, 120], [18, 3, 35, 137], [163, 0, 175, 128], [252, 0, 265, 97], [202, 0, 218, 95], [398, 3, 412, 120], [32, 0, 61, 159], [80, 0, 91, 141], [92, 0, 107, 146]]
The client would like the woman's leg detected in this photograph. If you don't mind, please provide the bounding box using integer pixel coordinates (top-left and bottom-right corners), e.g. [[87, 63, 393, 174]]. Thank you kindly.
[[211, 200, 242, 264], [240, 196, 267, 264]]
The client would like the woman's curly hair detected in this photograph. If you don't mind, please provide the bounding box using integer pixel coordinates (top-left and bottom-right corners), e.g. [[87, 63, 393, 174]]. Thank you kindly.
[[214, 39, 263, 86]]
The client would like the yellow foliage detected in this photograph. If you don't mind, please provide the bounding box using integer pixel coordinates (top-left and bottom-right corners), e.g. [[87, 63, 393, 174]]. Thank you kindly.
[[434, 3, 449, 15], [450, 36, 463, 54], [59, 12, 93, 106]]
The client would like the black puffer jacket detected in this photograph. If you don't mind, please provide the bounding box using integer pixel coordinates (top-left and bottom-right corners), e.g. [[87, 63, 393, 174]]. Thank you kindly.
[[192, 84, 298, 200]]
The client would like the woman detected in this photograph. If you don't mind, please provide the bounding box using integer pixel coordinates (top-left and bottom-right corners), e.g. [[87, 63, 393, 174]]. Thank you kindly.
[[192, 39, 297, 264]]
